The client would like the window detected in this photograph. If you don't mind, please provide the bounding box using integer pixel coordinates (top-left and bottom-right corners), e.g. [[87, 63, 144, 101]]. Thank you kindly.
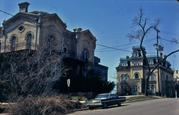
[[153, 59, 156, 64], [82, 49, 89, 62], [149, 74, 156, 81], [47, 35, 55, 55], [18, 25, 25, 32], [63, 48, 67, 53], [10, 36, 16, 51], [133, 62, 139, 66], [127, 61, 130, 66], [138, 51, 141, 57], [134, 72, 139, 79], [166, 75, 169, 81], [149, 84, 156, 94], [121, 62, 127, 66], [26, 32, 32, 49], [121, 74, 129, 81], [149, 59, 153, 65]]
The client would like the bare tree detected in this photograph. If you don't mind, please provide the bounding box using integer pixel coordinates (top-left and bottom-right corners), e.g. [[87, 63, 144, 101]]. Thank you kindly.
[[0, 39, 65, 100], [129, 9, 179, 96]]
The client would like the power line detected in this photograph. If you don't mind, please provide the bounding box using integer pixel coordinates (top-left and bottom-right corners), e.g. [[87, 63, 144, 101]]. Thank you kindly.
[[96, 49, 129, 53], [97, 44, 132, 53], [161, 30, 178, 37], [96, 42, 138, 52], [96, 37, 157, 53], [0, 9, 13, 16], [96, 38, 156, 53], [160, 37, 179, 44], [160, 31, 179, 44], [113, 42, 139, 48]]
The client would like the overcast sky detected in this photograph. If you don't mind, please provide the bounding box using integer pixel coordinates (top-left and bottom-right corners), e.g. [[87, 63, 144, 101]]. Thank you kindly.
[[0, 0, 179, 82]]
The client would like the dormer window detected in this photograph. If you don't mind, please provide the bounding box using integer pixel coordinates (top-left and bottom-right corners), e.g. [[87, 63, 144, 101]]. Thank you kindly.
[[138, 51, 141, 57], [121, 61, 128, 66]]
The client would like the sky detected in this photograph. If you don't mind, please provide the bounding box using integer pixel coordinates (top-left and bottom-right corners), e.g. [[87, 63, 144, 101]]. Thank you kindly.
[[0, 0, 179, 83]]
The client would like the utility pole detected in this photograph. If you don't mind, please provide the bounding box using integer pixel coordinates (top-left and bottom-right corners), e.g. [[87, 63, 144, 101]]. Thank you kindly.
[[154, 27, 163, 96]]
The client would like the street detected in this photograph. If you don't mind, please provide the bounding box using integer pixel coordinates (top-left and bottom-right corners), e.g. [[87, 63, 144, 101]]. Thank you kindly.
[[68, 98, 179, 115]]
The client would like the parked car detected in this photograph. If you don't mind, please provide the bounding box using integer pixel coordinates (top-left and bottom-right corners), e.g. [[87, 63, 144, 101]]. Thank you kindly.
[[87, 93, 126, 109]]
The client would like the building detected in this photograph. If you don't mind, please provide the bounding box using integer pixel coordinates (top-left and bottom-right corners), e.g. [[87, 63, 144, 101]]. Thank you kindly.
[[94, 56, 108, 81], [174, 70, 179, 82], [116, 46, 175, 97], [0, 2, 108, 83]]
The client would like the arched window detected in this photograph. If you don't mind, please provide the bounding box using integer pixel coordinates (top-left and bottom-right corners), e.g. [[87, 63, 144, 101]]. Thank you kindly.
[[47, 35, 55, 55], [10, 36, 16, 51], [82, 49, 89, 62], [134, 72, 139, 79], [63, 48, 67, 53], [26, 32, 33, 49]]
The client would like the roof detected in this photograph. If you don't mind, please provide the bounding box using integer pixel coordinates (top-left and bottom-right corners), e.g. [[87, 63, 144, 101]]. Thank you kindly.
[[81, 29, 97, 41], [132, 46, 145, 50], [3, 11, 67, 29], [30, 11, 50, 16]]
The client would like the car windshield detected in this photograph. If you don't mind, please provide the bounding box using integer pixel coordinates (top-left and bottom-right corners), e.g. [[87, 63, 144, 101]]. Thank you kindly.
[[95, 93, 109, 99]]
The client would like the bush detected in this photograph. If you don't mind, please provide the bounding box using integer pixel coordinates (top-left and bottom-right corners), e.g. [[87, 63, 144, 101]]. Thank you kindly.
[[0, 80, 11, 101], [53, 76, 115, 94], [9, 96, 83, 115]]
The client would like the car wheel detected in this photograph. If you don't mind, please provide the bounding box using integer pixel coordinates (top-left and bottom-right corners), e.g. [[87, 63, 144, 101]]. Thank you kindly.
[[89, 106, 94, 109], [117, 102, 121, 106]]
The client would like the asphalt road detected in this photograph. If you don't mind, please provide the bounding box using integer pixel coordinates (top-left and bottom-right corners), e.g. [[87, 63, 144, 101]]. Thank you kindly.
[[68, 98, 179, 115]]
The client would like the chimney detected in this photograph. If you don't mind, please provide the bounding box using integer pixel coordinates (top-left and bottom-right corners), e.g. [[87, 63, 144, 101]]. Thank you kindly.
[[73, 28, 82, 39], [18, 2, 30, 13], [73, 28, 82, 33]]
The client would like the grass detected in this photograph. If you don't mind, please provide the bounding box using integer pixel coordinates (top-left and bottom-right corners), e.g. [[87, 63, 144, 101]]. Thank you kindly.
[[124, 95, 162, 103]]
